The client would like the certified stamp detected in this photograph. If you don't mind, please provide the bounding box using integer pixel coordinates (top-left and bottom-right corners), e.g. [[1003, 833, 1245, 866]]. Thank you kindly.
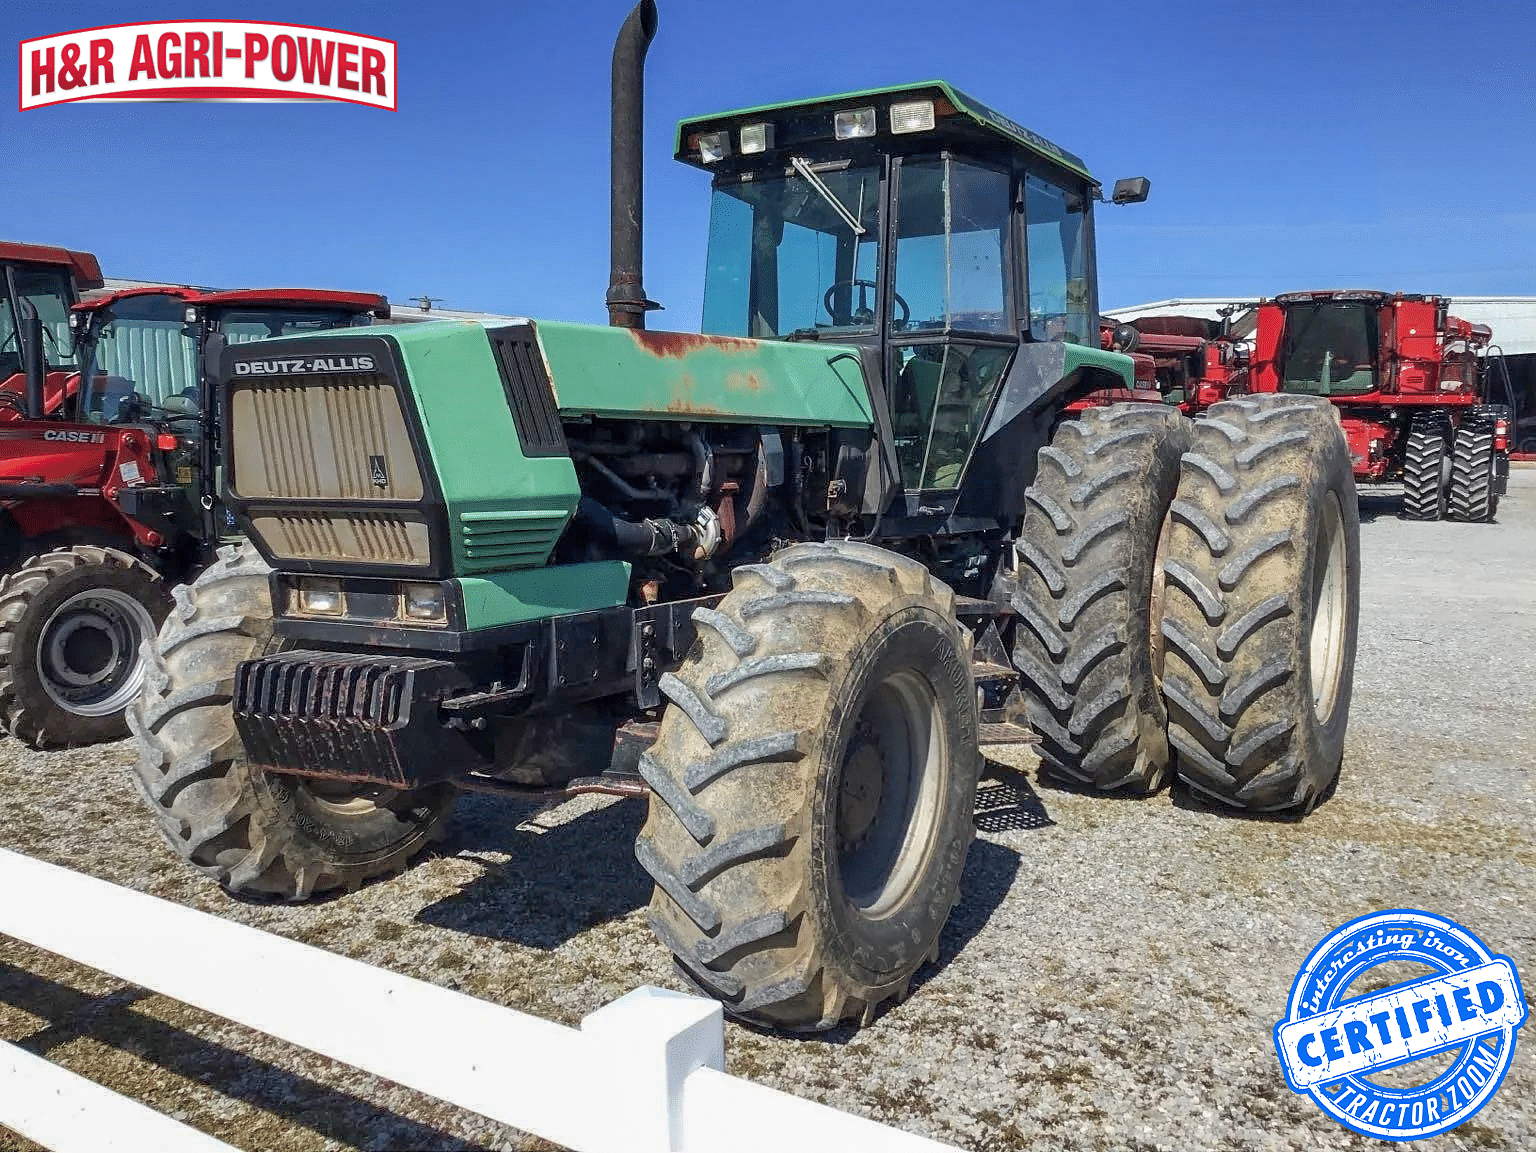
[[1274, 910, 1527, 1140]]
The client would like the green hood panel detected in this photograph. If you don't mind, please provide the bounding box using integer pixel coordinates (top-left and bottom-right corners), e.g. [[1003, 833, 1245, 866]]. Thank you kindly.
[[532, 321, 873, 428], [388, 322, 582, 576]]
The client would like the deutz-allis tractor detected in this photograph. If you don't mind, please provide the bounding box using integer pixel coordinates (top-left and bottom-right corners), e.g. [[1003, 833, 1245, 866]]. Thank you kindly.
[[1250, 290, 1512, 522], [0, 283, 388, 746], [129, 2, 1360, 1031]]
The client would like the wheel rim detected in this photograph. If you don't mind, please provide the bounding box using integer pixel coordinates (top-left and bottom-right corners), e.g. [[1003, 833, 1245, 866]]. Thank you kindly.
[[301, 777, 401, 816], [835, 669, 948, 918], [1309, 493, 1348, 722], [37, 587, 157, 717]]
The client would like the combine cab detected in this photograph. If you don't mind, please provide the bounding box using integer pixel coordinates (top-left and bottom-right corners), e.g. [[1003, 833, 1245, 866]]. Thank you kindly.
[[0, 283, 388, 746], [128, 2, 1360, 1031], [1251, 290, 1511, 521]]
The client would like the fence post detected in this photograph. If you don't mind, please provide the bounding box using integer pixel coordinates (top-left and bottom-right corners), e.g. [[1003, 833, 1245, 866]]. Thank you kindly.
[[579, 985, 725, 1151]]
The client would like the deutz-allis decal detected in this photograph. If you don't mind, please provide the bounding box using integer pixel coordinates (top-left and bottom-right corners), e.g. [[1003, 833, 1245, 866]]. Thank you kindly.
[[233, 355, 377, 375]]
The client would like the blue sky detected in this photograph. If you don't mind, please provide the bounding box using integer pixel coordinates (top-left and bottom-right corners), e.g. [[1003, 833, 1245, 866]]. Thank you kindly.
[[7, 0, 1536, 324]]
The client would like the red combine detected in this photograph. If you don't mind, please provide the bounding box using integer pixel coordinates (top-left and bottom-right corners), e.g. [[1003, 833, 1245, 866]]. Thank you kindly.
[[1251, 290, 1511, 522], [0, 281, 388, 745]]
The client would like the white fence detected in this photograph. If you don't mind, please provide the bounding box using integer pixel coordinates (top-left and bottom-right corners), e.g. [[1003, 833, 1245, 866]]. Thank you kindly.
[[0, 848, 950, 1152]]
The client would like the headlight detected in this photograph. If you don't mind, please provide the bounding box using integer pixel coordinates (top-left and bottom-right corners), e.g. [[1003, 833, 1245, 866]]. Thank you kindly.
[[697, 130, 730, 163], [296, 577, 344, 615], [739, 122, 773, 154], [401, 582, 446, 622], [833, 107, 876, 139], [889, 100, 935, 134]]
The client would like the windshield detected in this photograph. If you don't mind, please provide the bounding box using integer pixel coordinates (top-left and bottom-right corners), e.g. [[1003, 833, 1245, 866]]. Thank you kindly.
[[218, 308, 368, 342], [701, 164, 881, 339], [82, 293, 196, 420], [0, 266, 79, 379], [1279, 302, 1378, 396]]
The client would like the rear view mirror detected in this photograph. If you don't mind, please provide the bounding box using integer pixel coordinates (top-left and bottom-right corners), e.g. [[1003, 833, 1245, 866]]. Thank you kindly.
[[1112, 177, 1150, 205]]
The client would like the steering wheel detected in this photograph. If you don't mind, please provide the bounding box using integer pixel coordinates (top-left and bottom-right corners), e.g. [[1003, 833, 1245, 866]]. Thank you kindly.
[[823, 279, 909, 328]]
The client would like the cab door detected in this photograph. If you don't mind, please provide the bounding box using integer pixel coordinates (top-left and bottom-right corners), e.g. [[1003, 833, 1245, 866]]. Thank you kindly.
[[885, 153, 1019, 502]]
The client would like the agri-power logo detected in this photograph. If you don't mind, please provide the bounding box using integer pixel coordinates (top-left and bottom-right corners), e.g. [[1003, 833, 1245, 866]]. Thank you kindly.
[[20, 22, 395, 110]]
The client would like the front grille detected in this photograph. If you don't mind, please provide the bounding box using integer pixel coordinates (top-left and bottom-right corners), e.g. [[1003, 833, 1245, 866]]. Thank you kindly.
[[231, 374, 424, 501], [252, 512, 430, 566]]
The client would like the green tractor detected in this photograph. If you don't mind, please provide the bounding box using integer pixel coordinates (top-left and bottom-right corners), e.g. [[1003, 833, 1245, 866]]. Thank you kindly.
[[128, 2, 1359, 1031]]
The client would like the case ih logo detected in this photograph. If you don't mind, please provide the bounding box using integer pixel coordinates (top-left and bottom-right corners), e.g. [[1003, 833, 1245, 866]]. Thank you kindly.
[[20, 22, 395, 110]]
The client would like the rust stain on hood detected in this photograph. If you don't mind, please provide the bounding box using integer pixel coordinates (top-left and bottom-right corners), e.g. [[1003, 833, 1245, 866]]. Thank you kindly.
[[631, 329, 757, 358]]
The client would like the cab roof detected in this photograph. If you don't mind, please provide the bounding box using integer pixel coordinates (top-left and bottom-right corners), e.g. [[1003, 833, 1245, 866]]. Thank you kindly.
[[676, 80, 1092, 181], [75, 285, 390, 317], [0, 242, 103, 291]]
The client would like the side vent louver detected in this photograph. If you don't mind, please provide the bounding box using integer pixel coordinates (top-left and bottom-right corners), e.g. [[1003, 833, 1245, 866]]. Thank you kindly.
[[487, 326, 567, 458]]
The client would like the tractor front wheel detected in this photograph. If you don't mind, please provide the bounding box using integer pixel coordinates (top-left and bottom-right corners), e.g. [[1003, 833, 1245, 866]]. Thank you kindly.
[[127, 543, 455, 898], [1160, 395, 1360, 813], [0, 545, 170, 747], [638, 541, 979, 1030]]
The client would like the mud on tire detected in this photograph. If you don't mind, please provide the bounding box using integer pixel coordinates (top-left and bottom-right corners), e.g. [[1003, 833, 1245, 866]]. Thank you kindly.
[[638, 541, 979, 1031], [1161, 396, 1360, 813], [127, 543, 455, 898], [0, 545, 169, 747], [1011, 404, 1193, 791]]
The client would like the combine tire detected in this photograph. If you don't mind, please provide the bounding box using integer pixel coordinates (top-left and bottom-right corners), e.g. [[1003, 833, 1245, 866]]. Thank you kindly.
[[1448, 415, 1499, 523], [127, 543, 455, 898], [1160, 396, 1359, 813], [1400, 418, 1449, 521], [639, 541, 979, 1030], [1011, 404, 1194, 791], [0, 545, 169, 747]]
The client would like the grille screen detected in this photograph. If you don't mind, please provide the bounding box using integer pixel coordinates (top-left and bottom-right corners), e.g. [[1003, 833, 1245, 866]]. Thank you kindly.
[[231, 374, 424, 501], [252, 512, 431, 567]]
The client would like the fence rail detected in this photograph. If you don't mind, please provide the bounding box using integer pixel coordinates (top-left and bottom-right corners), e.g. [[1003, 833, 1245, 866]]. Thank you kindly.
[[0, 848, 949, 1151]]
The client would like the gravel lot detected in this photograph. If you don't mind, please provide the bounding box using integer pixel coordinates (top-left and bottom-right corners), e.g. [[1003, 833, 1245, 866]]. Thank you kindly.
[[1, 471, 1532, 1151]]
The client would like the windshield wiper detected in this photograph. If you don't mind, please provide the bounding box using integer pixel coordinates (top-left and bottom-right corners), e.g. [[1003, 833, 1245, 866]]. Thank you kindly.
[[791, 156, 866, 236]]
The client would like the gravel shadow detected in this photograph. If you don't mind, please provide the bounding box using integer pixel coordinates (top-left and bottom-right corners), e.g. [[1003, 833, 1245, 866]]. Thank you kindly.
[[415, 792, 651, 948], [0, 961, 474, 1151]]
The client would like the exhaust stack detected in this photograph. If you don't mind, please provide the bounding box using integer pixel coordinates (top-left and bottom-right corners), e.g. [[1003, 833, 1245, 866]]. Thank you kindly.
[[606, 0, 660, 329], [19, 301, 45, 421]]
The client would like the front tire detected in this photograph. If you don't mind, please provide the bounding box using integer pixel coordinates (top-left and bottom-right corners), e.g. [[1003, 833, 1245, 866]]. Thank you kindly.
[[638, 541, 979, 1030], [127, 543, 455, 898], [1011, 403, 1194, 791], [1160, 396, 1360, 813], [0, 545, 169, 747]]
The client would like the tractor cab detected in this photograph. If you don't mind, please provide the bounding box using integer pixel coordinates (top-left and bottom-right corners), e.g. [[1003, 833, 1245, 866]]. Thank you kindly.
[[71, 286, 390, 540], [0, 242, 103, 419], [678, 82, 1148, 496]]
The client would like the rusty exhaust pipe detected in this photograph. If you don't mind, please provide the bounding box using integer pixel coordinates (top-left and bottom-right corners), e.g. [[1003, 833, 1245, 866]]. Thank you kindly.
[[606, 0, 660, 329]]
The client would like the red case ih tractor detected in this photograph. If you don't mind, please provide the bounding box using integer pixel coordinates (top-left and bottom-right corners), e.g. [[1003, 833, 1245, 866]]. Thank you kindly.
[[1126, 313, 1251, 416], [1251, 290, 1512, 521], [0, 279, 388, 745]]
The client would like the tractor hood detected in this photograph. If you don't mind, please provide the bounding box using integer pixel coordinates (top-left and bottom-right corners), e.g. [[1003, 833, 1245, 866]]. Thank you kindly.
[[220, 318, 874, 588]]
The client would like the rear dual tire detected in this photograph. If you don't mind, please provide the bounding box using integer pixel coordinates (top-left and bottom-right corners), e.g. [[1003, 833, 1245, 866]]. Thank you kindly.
[[1160, 396, 1359, 812], [1011, 404, 1193, 792], [1448, 415, 1500, 523]]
